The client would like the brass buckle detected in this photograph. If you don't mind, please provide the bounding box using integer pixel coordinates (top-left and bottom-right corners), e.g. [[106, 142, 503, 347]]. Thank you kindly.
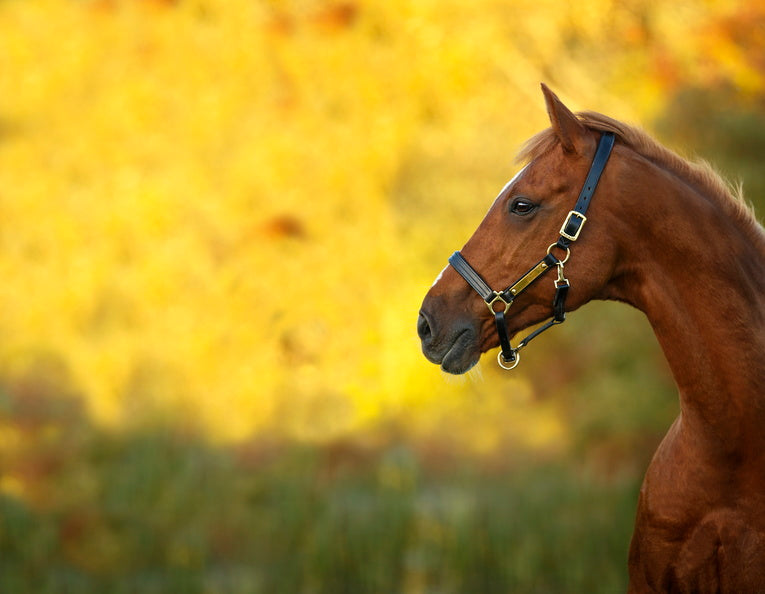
[[486, 291, 512, 315], [560, 210, 587, 242]]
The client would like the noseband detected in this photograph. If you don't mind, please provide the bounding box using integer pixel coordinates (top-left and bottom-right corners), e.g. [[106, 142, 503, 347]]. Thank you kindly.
[[448, 132, 615, 369]]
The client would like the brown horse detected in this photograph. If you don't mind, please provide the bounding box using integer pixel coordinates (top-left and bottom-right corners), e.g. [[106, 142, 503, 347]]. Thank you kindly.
[[418, 84, 765, 592]]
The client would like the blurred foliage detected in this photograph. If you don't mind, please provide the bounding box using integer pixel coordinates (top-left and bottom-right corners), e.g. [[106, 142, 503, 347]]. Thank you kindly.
[[0, 0, 764, 591], [0, 388, 640, 593]]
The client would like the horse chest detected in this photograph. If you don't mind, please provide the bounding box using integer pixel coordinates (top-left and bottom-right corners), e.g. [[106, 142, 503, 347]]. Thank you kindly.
[[629, 416, 765, 592]]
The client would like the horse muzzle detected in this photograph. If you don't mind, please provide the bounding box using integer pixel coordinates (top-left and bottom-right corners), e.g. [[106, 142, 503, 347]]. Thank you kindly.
[[417, 306, 481, 374]]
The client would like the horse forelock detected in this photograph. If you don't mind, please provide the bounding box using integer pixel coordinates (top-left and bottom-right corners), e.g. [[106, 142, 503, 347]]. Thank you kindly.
[[515, 111, 762, 240]]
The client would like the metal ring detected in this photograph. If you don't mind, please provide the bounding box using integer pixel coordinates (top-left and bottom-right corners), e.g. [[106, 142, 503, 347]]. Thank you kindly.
[[486, 291, 512, 315], [546, 243, 571, 265], [497, 350, 521, 370]]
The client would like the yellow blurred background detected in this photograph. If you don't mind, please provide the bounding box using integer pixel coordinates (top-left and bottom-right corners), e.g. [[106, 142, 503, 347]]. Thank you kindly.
[[0, 0, 763, 591]]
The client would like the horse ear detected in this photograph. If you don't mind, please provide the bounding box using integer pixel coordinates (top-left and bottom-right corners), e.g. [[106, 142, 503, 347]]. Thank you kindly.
[[541, 83, 589, 154]]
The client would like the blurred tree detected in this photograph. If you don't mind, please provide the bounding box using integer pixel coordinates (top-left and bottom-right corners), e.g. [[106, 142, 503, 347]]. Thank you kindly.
[[656, 85, 765, 212]]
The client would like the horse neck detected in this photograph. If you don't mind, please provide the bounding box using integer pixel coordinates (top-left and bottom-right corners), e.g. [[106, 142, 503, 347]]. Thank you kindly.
[[605, 154, 765, 451]]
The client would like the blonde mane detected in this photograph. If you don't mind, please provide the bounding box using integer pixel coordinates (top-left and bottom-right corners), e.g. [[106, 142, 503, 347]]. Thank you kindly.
[[516, 111, 761, 234]]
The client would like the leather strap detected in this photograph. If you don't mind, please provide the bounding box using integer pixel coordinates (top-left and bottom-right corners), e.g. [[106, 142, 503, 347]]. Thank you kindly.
[[557, 132, 615, 249], [448, 251, 495, 302], [552, 280, 568, 322], [512, 278, 569, 352], [494, 311, 515, 361]]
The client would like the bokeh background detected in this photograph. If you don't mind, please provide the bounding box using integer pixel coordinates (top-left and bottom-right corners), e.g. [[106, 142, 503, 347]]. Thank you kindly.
[[1, 0, 764, 592]]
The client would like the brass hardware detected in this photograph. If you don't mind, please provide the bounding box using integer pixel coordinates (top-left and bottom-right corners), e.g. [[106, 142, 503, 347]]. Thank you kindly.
[[486, 291, 512, 315], [546, 243, 571, 264], [555, 263, 568, 287], [560, 210, 587, 241], [497, 349, 521, 370], [505, 260, 549, 297]]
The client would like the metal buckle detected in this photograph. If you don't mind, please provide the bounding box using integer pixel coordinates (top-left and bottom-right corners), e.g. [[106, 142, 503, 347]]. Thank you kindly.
[[486, 291, 512, 315], [559, 210, 587, 242]]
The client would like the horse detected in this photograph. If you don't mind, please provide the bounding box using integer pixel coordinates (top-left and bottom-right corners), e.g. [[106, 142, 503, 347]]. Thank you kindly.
[[417, 84, 765, 592]]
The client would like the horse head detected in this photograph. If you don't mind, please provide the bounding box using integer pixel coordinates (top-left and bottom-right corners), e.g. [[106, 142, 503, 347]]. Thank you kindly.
[[418, 84, 624, 374]]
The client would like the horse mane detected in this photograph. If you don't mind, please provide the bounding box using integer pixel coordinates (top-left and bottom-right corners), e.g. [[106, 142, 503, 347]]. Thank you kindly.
[[516, 111, 762, 236]]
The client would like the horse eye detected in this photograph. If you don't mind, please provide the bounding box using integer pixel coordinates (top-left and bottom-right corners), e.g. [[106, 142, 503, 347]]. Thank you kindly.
[[509, 198, 537, 216]]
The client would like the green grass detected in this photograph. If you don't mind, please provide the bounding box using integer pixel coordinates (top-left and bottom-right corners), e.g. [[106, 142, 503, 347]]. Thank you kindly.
[[0, 423, 640, 594]]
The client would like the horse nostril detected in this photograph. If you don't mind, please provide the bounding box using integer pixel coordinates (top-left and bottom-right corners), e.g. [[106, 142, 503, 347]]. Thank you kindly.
[[417, 311, 432, 341]]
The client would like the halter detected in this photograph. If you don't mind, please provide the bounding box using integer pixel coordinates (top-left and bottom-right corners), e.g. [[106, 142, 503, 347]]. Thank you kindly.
[[448, 132, 615, 369]]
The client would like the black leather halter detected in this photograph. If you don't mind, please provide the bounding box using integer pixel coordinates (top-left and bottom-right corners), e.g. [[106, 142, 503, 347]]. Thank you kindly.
[[448, 132, 615, 369]]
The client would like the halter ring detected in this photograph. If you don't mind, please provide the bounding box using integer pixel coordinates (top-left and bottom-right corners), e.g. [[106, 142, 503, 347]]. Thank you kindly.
[[486, 291, 512, 315], [497, 349, 521, 370], [546, 243, 571, 265]]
